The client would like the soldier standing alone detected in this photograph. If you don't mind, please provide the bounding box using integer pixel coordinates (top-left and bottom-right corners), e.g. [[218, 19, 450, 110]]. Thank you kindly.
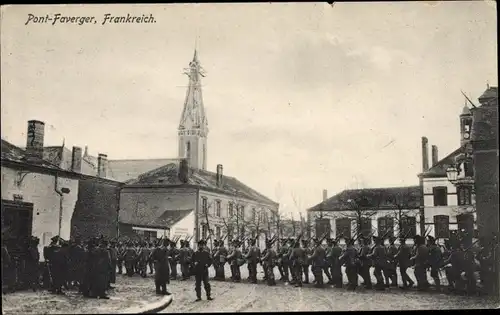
[[192, 240, 213, 301]]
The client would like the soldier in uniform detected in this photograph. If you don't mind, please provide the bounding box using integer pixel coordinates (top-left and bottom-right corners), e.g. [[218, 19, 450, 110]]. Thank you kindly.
[[339, 237, 359, 291], [151, 238, 171, 295], [25, 236, 40, 291], [261, 239, 277, 286], [147, 242, 155, 274], [170, 240, 180, 280], [2, 238, 14, 293], [245, 239, 259, 283], [426, 235, 443, 291], [137, 241, 149, 278], [367, 236, 387, 290], [357, 236, 373, 289], [302, 239, 312, 284], [289, 238, 305, 287], [116, 241, 125, 275], [310, 238, 327, 288], [178, 240, 189, 280], [44, 236, 59, 292], [386, 236, 399, 287], [286, 238, 296, 284], [277, 238, 289, 282], [87, 238, 111, 299], [124, 241, 137, 277], [394, 236, 414, 289], [227, 239, 242, 282], [108, 240, 118, 288], [327, 238, 343, 288], [216, 239, 228, 280], [410, 235, 430, 291], [192, 239, 213, 301]]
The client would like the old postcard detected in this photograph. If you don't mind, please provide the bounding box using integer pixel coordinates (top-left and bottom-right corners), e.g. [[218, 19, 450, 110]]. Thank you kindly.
[[1, 2, 499, 313]]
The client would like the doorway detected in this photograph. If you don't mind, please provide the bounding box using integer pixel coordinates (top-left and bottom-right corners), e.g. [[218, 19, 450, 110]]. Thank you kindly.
[[1, 199, 34, 254]]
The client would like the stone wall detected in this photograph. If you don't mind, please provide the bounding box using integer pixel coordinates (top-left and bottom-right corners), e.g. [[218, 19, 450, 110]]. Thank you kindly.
[[71, 178, 121, 240]]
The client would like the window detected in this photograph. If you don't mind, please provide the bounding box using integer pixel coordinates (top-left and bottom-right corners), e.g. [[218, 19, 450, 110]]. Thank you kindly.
[[239, 205, 245, 219], [228, 202, 234, 217], [316, 218, 331, 238], [378, 217, 394, 237], [457, 186, 472, 206], [252, 208, 256, 221], [216, 226, 221, 239], [215, 200, 221, 217], [433, 215, 450, 238], [336, 218, 351, 238], [464, 161, 474, 177], [401, 216, 417, 238], [359, 218, 372, 237], [202, 197, 208, 214], [227, 225, 234, 240], [433, 186, 448, 206], [186, 141, 191, 159], [201, 224, 208, 240]]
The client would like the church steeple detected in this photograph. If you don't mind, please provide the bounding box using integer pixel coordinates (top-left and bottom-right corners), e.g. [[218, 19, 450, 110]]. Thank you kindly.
[[178, 48, 208, 170]]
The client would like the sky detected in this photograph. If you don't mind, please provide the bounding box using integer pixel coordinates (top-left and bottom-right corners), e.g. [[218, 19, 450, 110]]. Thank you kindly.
[[1, 2, 497, 218]]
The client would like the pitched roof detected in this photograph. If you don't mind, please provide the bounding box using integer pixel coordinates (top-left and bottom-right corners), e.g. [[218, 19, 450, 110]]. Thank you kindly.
[[1, 139, 63, 170], [119, 208, 194, 229], [108, 159, 179, 182], [419, 145, 465, 178], [307, 186, 421, 212], [126, 162, 278, 206]]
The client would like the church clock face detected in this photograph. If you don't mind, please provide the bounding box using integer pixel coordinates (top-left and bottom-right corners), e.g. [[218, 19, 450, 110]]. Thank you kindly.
[[463, 133, 470, 139]]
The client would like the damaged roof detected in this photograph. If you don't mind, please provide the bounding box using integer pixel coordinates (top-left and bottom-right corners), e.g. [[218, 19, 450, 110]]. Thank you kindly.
[[1, 139, 63, 170], [126, 162, 278, 207], [307, 186, 421, 212]]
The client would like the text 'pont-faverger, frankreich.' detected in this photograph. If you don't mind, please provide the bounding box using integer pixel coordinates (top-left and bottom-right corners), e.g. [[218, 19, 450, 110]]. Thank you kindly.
[[25, 13, 156, 26]]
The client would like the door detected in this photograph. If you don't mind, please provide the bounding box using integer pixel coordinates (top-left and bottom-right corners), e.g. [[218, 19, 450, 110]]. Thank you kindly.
[[1, 199, 34, 256]]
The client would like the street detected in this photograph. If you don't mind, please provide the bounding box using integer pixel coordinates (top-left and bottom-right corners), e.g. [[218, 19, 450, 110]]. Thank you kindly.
[[160, 265, 499, 312]]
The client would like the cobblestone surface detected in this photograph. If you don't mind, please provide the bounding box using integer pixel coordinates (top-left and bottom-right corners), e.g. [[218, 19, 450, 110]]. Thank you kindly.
[[1, 276, 162, 315], [162, 264, 499, 312]]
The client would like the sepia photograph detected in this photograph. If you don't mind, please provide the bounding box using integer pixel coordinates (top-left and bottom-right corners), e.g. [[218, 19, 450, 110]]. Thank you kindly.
[[1, 2, 499, 313]]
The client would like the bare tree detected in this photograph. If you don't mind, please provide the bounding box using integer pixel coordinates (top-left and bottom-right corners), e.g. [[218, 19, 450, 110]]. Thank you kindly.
[[339, 192, 379, 238], [383, 188, 421, 237]]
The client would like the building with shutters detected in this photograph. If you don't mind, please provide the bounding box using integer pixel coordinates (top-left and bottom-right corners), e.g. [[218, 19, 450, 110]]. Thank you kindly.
[[306, 187, 422, 244]]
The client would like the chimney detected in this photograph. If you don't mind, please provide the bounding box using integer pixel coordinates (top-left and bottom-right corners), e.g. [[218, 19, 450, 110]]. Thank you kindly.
[[421, 137, 429, 172], [323, 189, 328, 201], [97, 153, 108, 178], [25, 120, 45, 159], [431, 145, 439, 167], [71, 146, 82, 173], [178, 158, 189, 183], [216, 164, 223, 187], [84, 145, 89, 157]]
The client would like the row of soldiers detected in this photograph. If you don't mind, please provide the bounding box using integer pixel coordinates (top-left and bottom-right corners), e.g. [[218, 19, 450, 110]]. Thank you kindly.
[[205, 232, 497, 296]]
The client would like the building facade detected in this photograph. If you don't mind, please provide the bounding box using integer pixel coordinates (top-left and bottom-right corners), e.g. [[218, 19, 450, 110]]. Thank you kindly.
[[1, 120, 122, 261], [307, 186, 422, 245]]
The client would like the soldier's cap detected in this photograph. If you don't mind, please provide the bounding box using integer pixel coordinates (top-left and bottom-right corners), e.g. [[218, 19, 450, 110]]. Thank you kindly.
[[51, 236, 59, 242], [427, 235, 435, 242], [198, 240, 206, 245]]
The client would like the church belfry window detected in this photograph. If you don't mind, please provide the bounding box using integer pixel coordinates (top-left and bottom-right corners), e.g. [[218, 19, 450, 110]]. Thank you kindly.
[[186, 141, 191, 159]]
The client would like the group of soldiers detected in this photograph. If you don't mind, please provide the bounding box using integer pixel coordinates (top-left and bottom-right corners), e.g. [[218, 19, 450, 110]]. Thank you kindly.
[[1, 234, 215, 301], [2, 231, 498, 301], [206, 231, 498, 297]]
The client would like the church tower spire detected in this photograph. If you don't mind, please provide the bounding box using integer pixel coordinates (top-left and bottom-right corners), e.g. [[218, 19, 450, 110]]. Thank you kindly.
[[178, 48, 208, 170]]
